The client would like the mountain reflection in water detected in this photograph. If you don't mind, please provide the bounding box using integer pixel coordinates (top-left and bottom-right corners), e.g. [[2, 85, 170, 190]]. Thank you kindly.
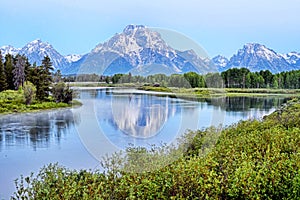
[[111, 94, 176, 138]]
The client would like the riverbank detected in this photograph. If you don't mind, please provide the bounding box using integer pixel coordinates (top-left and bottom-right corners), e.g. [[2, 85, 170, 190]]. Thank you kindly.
[[68, 82, 300, 97], [12, 97, 300, 199], [138, 86, 300, 97], [0, 90, 81, 115]]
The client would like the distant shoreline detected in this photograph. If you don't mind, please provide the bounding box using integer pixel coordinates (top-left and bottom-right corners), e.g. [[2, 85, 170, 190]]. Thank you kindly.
[[68, 82, 300, 98]]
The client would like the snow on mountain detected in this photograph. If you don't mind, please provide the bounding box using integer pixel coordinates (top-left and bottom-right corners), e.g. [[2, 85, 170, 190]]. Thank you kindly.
[[19, 39, 70, 70], [65, 25, 210, 75], [1, 27, 300, 75], [216, 43, 294, 73], [0, 45, 20, 56], [65, 54, 82, 63], [212, 55, 229, 69], [281, 52, 300, 66], [0, 39, 71, 70]]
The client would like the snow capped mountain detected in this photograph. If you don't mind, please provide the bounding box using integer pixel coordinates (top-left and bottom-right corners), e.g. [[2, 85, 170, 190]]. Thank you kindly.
[[1, 25, 300, 75], [65, 25, 210, 75], [214, 43, 295, 73], [281, 52, 300, 66], [212, 55, 229, 69], [19, 39, 70, 70], [65, 54, 82, 63], [0, 39, 72, 70], [0, 45, 20, 56]]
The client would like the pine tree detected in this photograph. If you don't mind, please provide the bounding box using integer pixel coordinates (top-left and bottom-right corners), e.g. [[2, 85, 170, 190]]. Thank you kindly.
[[24, 56, 31, 82], [13, 55, 26, 90], [0, 51, 8, 91], [35, 56, 53, 100], [4, 54, 15, 90]]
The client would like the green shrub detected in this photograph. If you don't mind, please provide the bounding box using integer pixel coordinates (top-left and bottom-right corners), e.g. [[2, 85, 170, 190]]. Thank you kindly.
[[23, 81, 36, 105]]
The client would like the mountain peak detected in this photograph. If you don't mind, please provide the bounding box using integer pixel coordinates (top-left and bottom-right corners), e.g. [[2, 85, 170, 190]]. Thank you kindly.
[[219, 43, 292, 73], [72, 25, 210, 75], [30, 39, 42, 43], [0, 45, 20, 56], [244, 43, 264, 48], [241, 43, 270, 54], [26, 39, 51, 47], [123, 24, 146, 34], [212, 55, 229, 68]]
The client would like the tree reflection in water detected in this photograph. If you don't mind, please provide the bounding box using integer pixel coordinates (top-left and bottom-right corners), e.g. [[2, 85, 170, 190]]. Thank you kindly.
[[205, 96, 288, 112], [0, 109, 77, 151]]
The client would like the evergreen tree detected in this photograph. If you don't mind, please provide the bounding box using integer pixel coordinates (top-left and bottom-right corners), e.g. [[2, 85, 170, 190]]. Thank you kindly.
[[36, 56, 54, 100], [0, 51, 8, 91], [24, 56, 31, 82], [28, 64, 42, 96], [4, 54, 15, 90], [13, 55, 26, 90]]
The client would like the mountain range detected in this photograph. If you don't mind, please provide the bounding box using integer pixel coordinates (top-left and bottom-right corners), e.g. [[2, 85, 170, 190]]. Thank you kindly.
[[213, 43, 300, 73], [0, 39, 82, 71], [1, 25, 300, 74]]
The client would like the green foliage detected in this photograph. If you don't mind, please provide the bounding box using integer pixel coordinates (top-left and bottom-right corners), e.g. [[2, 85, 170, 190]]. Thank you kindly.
[[4, 53, 15, 90], [0, 89, 70, 114], [12, 98, 300, 199], [111, 73, 123, 84], [0, 90, 26, 113], [0, 54, 75, 113], [184, 72, 204, 88], [52, 82, 73, 104], [67, 69, 300, 91], [23, 81, 36, 105], [36, 56, 53, 100], [139, 86, 172, 93], [0, 51, 8, 91]]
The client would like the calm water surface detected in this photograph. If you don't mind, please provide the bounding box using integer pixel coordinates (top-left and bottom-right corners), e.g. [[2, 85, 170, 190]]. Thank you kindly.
[[0, 88, 288, 199]]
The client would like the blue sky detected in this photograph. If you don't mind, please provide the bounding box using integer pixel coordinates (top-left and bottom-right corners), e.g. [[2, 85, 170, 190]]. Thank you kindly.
[[1, 0, 300, 58]]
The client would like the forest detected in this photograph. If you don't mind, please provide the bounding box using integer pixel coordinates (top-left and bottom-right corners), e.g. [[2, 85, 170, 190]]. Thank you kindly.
[[65, 68, 300, 89], [0, 52, 73, 114]]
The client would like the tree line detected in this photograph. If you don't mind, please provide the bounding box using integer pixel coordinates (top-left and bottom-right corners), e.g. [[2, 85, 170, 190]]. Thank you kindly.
[[221, 68, 300, 89], [0, 51, 72, 104], [64, 68, 300, 89]]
